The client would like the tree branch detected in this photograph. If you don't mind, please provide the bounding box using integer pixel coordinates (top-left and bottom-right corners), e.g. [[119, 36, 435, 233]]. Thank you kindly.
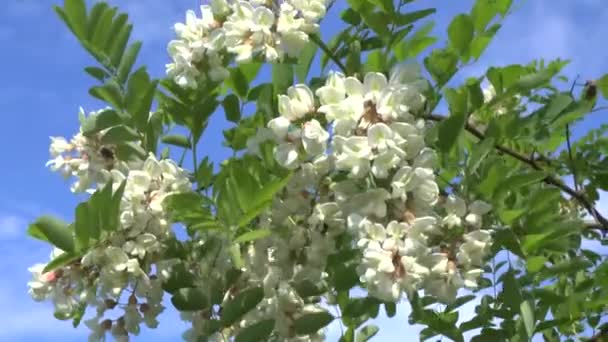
[[424, 113, 608, 231]]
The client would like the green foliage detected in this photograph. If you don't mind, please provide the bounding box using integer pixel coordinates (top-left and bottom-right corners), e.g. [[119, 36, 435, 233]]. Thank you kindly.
[[294, 311, 335, 335]]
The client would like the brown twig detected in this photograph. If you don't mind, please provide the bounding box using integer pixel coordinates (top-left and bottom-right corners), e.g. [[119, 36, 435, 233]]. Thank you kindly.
[[424, 113, 608, 231]]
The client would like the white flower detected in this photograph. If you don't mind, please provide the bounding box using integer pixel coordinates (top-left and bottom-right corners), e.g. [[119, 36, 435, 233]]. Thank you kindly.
[[49, 137, 73, 156], [341, 189, 390, 218], [316, 71, 346, 105], [301, 119, 329, 156], [371, 150, 401, 179], [274, 143, 300, 169], [367, 123, 394, 152], [123, 233, 158, 259], [268, 117, 291, 140], [363, 72, 388, 103], [27, 264, 55, 301], [457, 230, 492, 266], [278, 85, 315, 121], [85, 318, 108, 342]]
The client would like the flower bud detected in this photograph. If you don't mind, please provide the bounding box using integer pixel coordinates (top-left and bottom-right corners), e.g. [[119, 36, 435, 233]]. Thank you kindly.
[[104, 299, 118, 309], [101, 319, 113, 330]]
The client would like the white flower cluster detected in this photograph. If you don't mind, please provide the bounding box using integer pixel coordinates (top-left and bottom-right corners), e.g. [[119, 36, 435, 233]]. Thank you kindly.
[[30, 120, 192, 341], [46, 108, 128, 193], [245, 64, 494, 309], [166, 0, 328, 89]]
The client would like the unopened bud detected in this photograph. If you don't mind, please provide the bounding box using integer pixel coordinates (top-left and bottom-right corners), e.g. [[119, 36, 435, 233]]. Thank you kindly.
[[104, 299, 117, 309], [101, 319, 113, 330], [403, 209, 416, 224], [116, 316, 125, 328], [128, 294, 138, 305]]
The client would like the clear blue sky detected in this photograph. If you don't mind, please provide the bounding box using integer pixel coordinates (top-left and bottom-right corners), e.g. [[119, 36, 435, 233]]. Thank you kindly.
[[1, 0, 607, 341]]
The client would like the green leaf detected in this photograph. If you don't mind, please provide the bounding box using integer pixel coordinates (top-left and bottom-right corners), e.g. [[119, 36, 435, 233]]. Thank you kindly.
[[104, 13, 129, 51], [293, 280, 327, 298], [343, 297, 381, 318], [467, 137, 494, 174], [545, 93, 573, 120], [272, 63, 294, 95], [162, 262, 195, 294], [361, 11, 390, 37], [542, 258, 592, 277], [368, 0, 394, 13], [81, 109, 123, 136], [395, 8, 436, 26], [89, 81, 123, 109], [384, 302, 396, 318], [295, 42, 318, 83], [234, 229, 272, 243], [526, 256, 546, 273], [294, 311, 335, 335], [101, 125, 140, 144], [221, 287, 264, 326], [448, 14, 474, 55], [90, 6, 116, 50], [341, 8, 361, 25], [364, 50, 385, 73], [223, 94, 241, 123], [28, 216, 75, 253], [471, 0, 497, 32], [171, 288, 208, 311], [437, 88, 468, 152], [195, 157, 214, 188], [85, 2, 109, 39], [125, 67, 157, 131], [333, 264, 360, 291], [346, 40, 362, 76], [229, 67, 249, 98], [497, 171, 547, 196], [468, 28, 498, 61], [116, 141, 146, 161], [424, 49, 458, 86], [496, 0, 513, 16], [520, 300, 535, 338], [492, 228, 525, 258], [72, 303, 86, 328], [110, 23, 133, 67], [63, 0, 87, 38], [356, 325, 380, 342], [512, 70, 554, 92], [234, 319, 275, 342], [74, 203, 89, 251], [596, 74, 608, 99], [502, 270, 522, 312], [42, 252, 81, 273], [445, 295, 476, 312], [161, 134, 191, 149], [84, 66, 108, 81], [116, 41, 142, 84]]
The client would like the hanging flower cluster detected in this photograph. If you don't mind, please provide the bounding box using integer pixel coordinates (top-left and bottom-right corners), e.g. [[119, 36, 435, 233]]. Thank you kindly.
[[244, 63, 494, 312], [29, 115, 192, 341], [166, 0, 328, 89]]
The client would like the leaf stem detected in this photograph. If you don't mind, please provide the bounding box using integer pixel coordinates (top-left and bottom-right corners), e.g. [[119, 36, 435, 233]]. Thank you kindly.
[[309, 34, 347, 74]]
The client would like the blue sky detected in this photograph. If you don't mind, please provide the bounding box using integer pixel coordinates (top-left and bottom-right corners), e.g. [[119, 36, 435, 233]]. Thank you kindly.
[[1, 0, 607, 341]]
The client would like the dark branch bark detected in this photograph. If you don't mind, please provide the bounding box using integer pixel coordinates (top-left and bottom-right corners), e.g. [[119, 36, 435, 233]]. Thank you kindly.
[[424, 113, 608, 231]]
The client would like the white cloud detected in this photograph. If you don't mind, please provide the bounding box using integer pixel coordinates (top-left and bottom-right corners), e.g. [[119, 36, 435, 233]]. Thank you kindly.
[[0, 214, 26, 240]]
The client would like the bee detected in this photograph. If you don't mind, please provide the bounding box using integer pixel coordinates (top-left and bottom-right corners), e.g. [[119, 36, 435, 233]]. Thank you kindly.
[[584, 80, 597, 100], [99, 145, 115, 170]]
